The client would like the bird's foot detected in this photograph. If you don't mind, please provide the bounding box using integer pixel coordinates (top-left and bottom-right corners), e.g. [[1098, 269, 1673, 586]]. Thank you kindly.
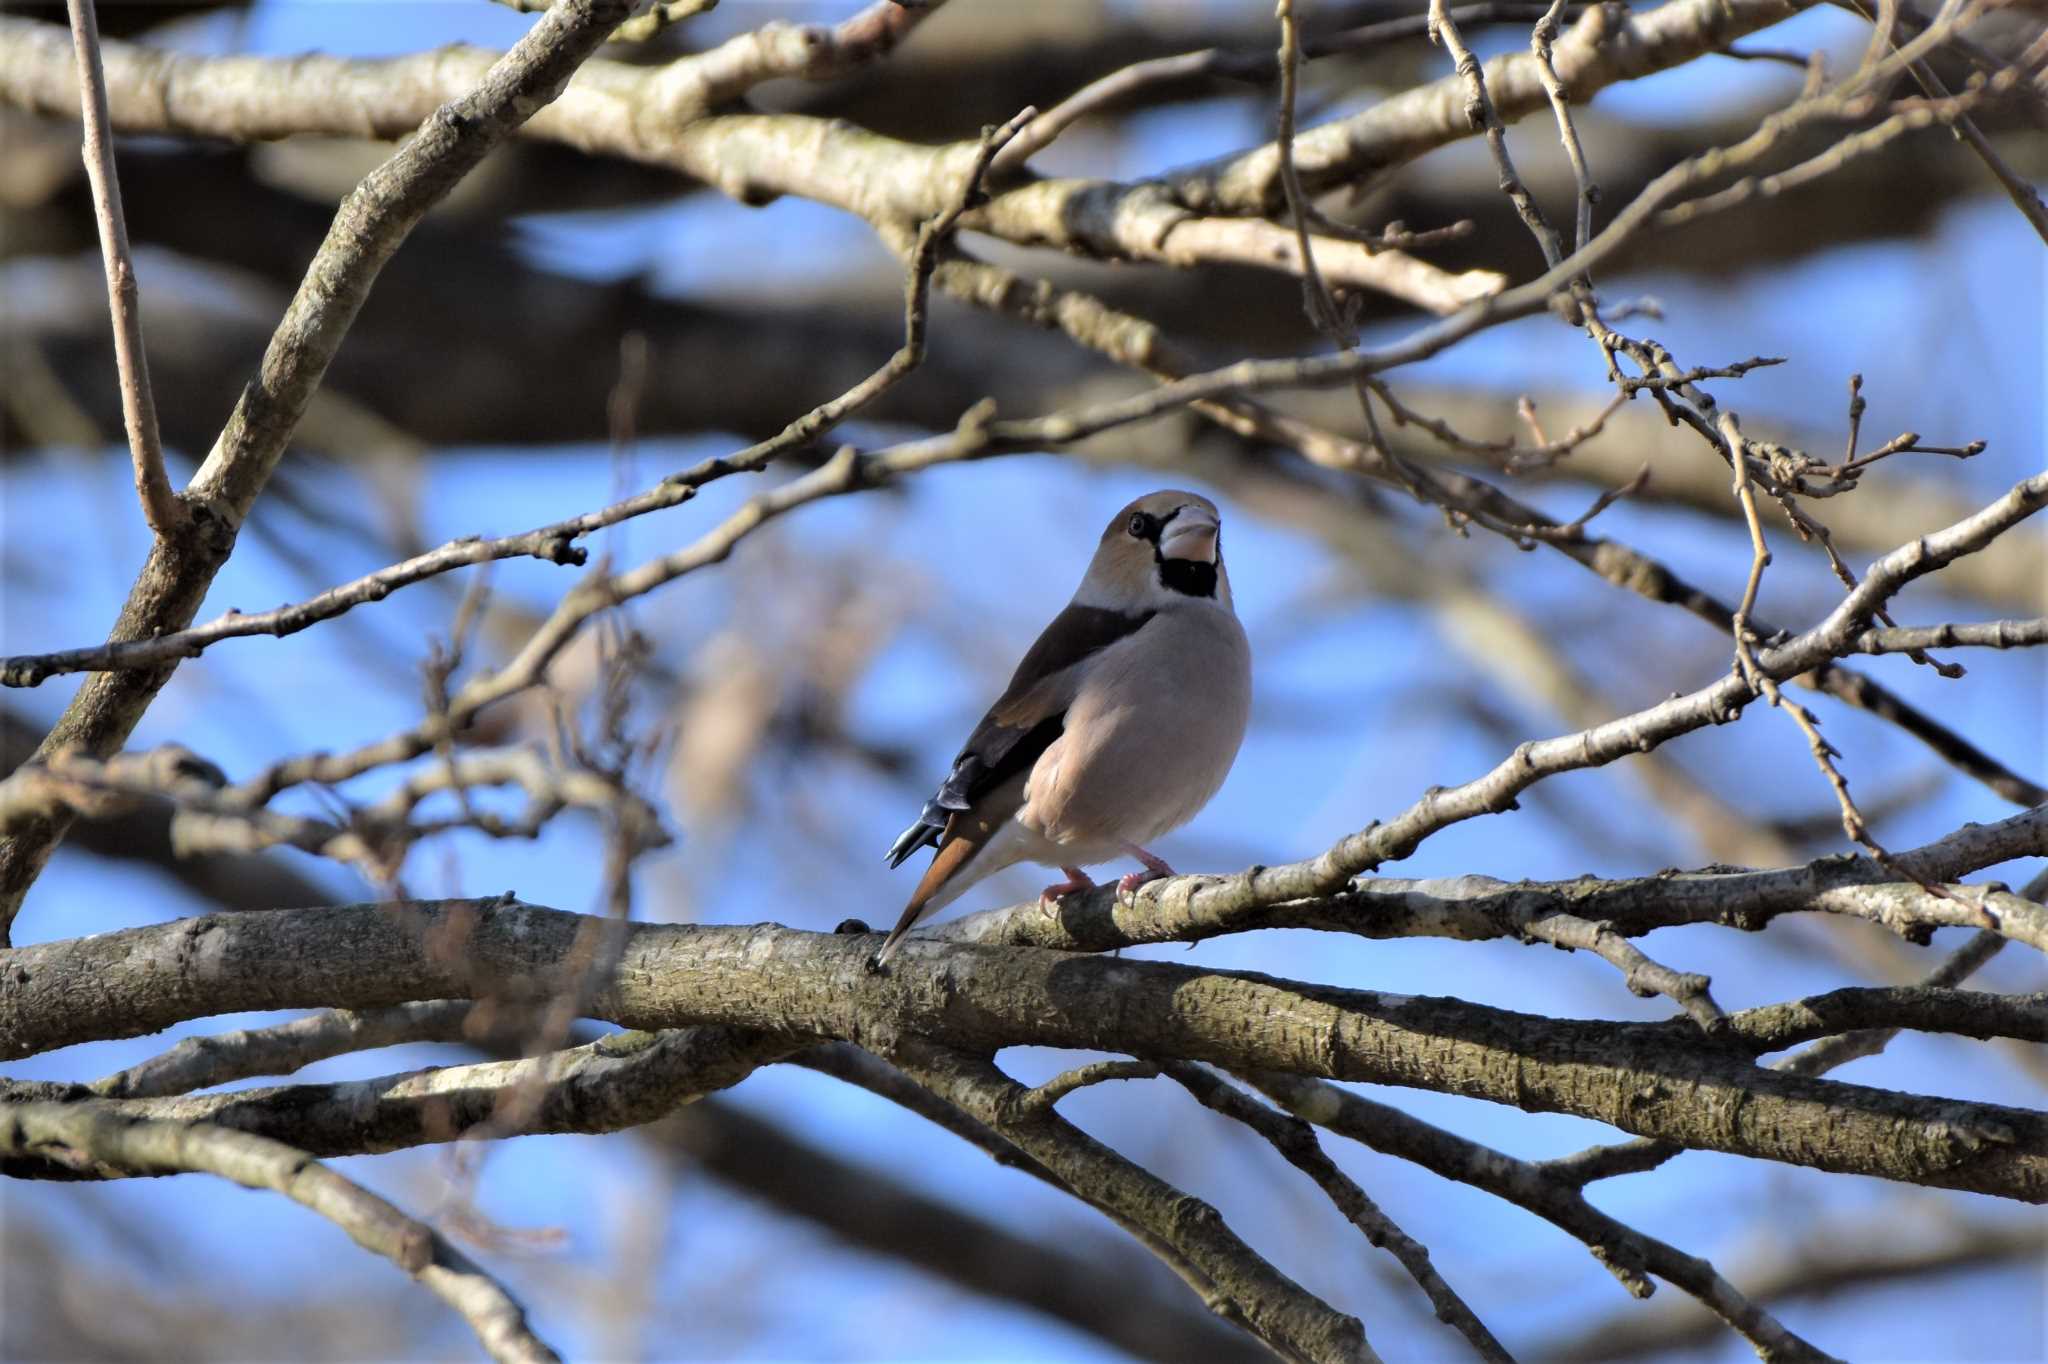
[[1039, 867, 1096, 917], [1115, 846, 1175, 905]]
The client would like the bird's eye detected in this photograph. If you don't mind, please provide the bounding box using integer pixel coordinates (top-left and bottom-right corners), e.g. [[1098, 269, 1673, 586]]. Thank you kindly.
[[1126, 512, 1156, 539]]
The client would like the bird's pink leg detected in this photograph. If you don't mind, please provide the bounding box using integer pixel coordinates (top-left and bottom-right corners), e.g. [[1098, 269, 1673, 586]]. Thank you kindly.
[[1116, 844, 1176, 902], [1039, 866, 1096, 918]]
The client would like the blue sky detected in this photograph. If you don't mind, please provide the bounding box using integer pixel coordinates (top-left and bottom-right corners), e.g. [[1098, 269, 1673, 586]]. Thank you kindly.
[[3, 3, 2044, 1361]]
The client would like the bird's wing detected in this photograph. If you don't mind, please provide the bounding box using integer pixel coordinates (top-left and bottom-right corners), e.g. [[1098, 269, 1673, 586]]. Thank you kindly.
[[883, 602, 1155, 868]]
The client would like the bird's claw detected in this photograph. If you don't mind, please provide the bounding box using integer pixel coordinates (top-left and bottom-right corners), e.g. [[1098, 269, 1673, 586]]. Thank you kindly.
[[1039, 869, 1096, 918], [1115, 868, 1166, 906]]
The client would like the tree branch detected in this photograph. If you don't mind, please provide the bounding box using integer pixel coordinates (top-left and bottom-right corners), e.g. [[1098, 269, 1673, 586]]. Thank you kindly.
[[910, 244, 2044, 810], [61, 0, 181, 540], [940, 802, 2048, 955], [1538, 1213, 2043, 1360], [645, 1087, 1257, 1362], [8, 1022, 804, 1163], [0, 13, 1497, 313], [1243, 1072, 1842, 1362], [890, 1040, 1376, 1364], [90, 1000, 479, 1100], [0, 1100, 560, 1363], [4, 901, 2043, 1200], [0, 0, 637, 940], [1537, 911, 2025, 1188], [1161, 1062, 1513, 1363]]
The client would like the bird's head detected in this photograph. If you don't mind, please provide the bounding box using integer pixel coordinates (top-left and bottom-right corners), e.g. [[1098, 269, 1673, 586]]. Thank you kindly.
[[1075, 490, 1233, 612]]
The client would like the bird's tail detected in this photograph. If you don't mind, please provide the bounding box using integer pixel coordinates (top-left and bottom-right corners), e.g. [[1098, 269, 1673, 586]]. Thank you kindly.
[[869, 825, 986, 971]]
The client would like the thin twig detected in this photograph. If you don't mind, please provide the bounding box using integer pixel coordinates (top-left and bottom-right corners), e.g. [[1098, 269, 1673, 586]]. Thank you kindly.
[[893, 1041, 1378, 1364], [0, 105, 1036, 693], [1531, 0, 1598, 255], [1838, 0, 2048, 244], [1244, 1073, 1843, 1362], [1521, 910, 1728, 1031], [62, 0, 181, 539], [1848, 617, 2048, 656], [1429, 0, 1565, 267], [990, 3, 1584, 174], [1163, 1063, 1515, 1364], [1019, 1059, 1160, 1115]]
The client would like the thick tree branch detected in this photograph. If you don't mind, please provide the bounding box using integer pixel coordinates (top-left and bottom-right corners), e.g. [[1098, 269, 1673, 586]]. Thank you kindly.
[[0, 0, 1844, 228], [4, 902, 2043, 1200], [1539, 914, 2024, 1188]]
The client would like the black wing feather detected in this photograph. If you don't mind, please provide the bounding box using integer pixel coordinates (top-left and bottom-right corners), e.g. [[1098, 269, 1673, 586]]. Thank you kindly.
[[884, 605, 1153, 867]]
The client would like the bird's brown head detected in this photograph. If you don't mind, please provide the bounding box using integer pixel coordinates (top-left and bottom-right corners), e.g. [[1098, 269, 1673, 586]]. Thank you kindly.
[[1076, 490, 1232, 612]]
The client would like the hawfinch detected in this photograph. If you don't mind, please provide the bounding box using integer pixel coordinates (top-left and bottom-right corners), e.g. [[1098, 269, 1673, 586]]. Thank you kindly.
[[872, 490, 1252, 969]]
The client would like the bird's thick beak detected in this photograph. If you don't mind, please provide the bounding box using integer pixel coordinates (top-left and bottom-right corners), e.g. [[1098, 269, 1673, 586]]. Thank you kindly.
[[1159, 510, 1220, 563]]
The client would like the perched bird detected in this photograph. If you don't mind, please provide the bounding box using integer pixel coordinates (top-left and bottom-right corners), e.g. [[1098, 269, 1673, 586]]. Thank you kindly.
[[872, 490, 1252, 969]]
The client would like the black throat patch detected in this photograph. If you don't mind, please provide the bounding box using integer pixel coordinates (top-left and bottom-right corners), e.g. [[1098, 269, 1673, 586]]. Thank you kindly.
[[1157, 557, 1218, 598]]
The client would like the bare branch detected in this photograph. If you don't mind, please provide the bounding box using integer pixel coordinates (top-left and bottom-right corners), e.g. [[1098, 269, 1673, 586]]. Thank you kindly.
[[1542, 1213, 2043, 1361], [6, 901, 2044, 1199], [0, 1101, 560, 1364], [1018, 1059, 1160, 1115], [1162, 1063, 1513, 1364], [650, 1083, 1257, 1361], [92, 1001, 479, 1100], [0, 0, 638, 939], [0, 107, 1029, 693], [1518, 910, 1729, 1032], [1539, 908, 2026, 1188], [792, 1043, 1246, 1328], [1244, 1072, 1843, 1362], [943, 802, 2048, 956], [490, 0, 716, 45], [0, 13, 1498, 313], [891, 1041, 1377, 1364], [921, 249, 2042, 808], [990, 3, 1588, 176], [1836, 0, 2048, 245], [13, 1024, 806, 1163], [0, 744, 667, 875], [61, 0, 181, 539], [1847, 616, 2048, 656]]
